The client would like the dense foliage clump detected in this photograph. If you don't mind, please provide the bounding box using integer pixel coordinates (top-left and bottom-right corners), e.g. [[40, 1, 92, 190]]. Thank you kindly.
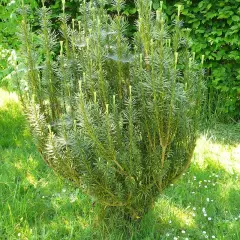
[[18, 0, 204, 220]]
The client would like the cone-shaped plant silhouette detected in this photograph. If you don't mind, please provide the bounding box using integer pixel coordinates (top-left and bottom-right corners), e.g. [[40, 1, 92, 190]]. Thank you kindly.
[[19, 0, 205, 220]]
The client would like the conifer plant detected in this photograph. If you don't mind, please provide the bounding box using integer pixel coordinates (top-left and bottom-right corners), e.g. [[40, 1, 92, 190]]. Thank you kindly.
[[19, 0, 205, 220]]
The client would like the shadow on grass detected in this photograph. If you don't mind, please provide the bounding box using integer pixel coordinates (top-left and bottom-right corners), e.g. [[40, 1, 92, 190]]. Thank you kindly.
[[0, 102, 27, 149], [1, 97, 240, 239], [154, 160, 240, 240], [202, 123, 240, 146]]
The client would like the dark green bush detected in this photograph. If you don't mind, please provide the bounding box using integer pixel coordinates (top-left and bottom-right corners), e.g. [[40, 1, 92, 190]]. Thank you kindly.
[[19, 0, 204, 220], [179, 0, 240, 121]]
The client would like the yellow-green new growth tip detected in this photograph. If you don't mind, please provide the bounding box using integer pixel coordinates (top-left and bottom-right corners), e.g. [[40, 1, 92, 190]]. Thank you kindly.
[[94, 92, 97, 103], [160, 1, 163, 11], [201, 55, 205, 65], [113, 95, 116, 105], [105, 104, 109, 114], [62, 0, 65, 13], [177, 5, 182, 18], [79, 80, 82, 93], [72, 19, 75, 29], [74, 120, 77, 132], [60, 41, 63, 56], [175, 52, 179, 66]]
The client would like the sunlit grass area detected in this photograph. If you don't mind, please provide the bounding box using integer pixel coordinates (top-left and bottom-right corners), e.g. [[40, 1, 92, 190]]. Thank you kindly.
[[0, 88, 19, 108], [0, 88, 239, 239]]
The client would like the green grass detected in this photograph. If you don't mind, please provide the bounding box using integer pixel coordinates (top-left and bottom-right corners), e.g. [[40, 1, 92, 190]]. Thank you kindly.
[[0, 88, 240, 240]]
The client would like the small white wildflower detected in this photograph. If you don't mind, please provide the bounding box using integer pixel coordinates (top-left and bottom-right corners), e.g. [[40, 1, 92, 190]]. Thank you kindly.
[[42, 196, 45, 199], [181, 230, 186, 234], [206, 198, 210, 202], [166, 233, 170, 237], [235, 217, 238, 220], [212, 236, 216, 239], [8, 0, 15, 6], [212, 183, 216, 186], [208, 180, 211, 182], [211, 199, 214, 202], [205, 185, 208, 188], [192, 191, 195, 194], [174, 237, 178, 240], [205, 236, 209, 239], [215, 174, 219, 177], [202, 207, 206, 212], [204, 180, 207, 182], [18, 233, 21, 237], [170, 184, 174, 186], [208, 217, 212, 221], [203, 231, 207, 234], [185, 238, 189, 240], [192, 213, 196, 217], [70, 193, 77, 203], [169, 220, 172, 224], [183, 173, 186, 176], [193, 207, 196, 211], [62, 188, 66, 193]]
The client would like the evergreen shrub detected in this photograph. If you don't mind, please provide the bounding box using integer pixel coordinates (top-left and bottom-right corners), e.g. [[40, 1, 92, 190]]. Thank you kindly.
[[19, 0, 205, 220]]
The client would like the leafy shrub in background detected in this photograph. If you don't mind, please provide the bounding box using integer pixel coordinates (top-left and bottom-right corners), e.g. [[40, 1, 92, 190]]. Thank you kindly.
[[178, 0, 240, 121], [0, 0, 81, 51], [18, 0, 204, 221], [0, 0, 81, 85], [0, 47, 18, 87], [0, 0, 39, 86], [0, 0, 42, 51]]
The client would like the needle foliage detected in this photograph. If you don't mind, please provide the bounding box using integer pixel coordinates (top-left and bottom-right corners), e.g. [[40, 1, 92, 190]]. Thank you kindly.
[[18, 0, 205, 220]]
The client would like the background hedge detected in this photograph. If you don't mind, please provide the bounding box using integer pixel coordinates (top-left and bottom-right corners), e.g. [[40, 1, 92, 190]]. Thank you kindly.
[[175, 0, 240, 121]]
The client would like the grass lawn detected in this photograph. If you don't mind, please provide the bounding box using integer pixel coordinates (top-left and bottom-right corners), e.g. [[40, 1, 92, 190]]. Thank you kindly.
[[0, 88, 240, 240]]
